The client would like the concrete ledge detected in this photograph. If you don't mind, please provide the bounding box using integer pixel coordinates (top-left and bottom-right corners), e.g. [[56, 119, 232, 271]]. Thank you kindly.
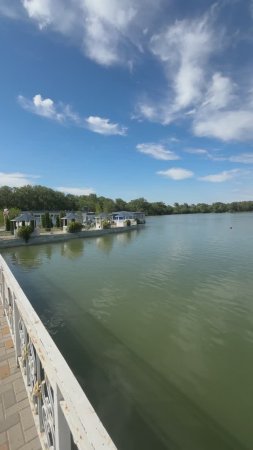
[[0, 226, 141, 249]]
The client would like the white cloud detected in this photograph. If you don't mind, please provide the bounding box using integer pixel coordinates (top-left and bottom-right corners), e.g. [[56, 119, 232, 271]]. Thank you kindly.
[[198, 169, 242, 182], [192, 72, 253, 141], [86, 116, 127, 135], [194, 110, 253, 141], [82, 0, 137, 66], [18, 94, 126, 135], [22, 0, 52, 29], [134, 9, 253, 144], [136, 143, 179, 160], [201, 73, 235, 110], [20, 0, 162, 66], [138, 15, 217, 124], [0, 172, 39, 187], [157, 168, 194, 180], [229, 153, 253, 164], [56, 186, 95, 195], [18, 94, 67, 122]]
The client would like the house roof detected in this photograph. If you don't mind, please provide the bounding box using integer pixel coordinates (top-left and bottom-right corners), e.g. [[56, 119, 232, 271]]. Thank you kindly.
[[95, 213, 109, 219], [61, 212, 79, 220], [11, 212, 35, 222], [111, 211, 133, 215]]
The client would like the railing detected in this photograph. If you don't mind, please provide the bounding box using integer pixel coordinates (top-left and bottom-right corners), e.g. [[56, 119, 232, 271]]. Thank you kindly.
[[0, 255, 117, 450]]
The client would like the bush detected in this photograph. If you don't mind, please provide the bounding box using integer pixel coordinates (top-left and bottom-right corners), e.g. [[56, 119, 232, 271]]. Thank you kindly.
[[17, 225, 33, 243], [102, 220, 111, 229], [124, 219, 131, 227], [68, 221, 82, 233]]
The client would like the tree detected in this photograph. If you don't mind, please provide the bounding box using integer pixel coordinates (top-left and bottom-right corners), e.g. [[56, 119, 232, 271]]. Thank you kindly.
[[5, 217, 11, 231], [115, 198, 127, 211], [56, 215, 60, 227], [127, 198, 149, 213], [42, 212, 52, 229], [17, 225, 33, 243]]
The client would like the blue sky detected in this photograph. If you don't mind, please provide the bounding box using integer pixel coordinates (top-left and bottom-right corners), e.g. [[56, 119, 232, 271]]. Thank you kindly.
[[1, 0, 253, 205]]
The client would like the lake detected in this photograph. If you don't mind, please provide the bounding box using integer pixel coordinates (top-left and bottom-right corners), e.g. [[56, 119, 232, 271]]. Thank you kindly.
[[2, 213, 253, 450]]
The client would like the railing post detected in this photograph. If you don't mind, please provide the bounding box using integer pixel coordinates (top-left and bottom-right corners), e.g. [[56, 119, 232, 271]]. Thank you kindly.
[[13, 298, 21, 366], [0, 267, 3, 304], [54, 385, 71, 450]]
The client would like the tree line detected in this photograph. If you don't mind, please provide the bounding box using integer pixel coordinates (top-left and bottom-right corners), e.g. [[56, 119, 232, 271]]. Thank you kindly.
[[1, 185, 253, 220]]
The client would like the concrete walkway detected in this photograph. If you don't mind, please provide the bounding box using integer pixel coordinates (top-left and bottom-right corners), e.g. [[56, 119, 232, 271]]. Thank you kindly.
[[0, 305, 42, 450]]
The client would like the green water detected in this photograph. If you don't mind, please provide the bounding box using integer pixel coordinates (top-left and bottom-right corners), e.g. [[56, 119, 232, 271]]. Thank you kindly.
[[2, 213, 253, 449]]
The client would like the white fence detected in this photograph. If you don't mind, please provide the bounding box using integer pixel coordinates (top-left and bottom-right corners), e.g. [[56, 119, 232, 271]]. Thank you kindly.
[[0, 255, 117, 450]]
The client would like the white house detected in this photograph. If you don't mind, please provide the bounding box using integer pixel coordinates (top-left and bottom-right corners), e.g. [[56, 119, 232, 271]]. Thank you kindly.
[[11, 212, 36, 236], [61, 212, 83, 232], [110, 211, 145, 227]]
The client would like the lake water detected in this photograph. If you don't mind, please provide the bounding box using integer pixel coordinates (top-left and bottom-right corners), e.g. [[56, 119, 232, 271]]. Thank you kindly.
[[2, 213, 253, 450]]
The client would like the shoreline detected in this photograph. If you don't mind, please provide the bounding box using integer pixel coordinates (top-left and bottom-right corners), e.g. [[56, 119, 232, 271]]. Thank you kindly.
[[0, 225, 141, 249]]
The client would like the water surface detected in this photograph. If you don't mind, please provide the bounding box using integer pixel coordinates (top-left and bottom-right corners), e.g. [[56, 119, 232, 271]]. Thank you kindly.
[[2, 213, 253, 449]]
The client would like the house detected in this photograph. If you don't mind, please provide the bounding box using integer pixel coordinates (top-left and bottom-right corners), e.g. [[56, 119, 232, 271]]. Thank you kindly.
[[133, 212, 146, 224], [94, 213, 110, 229], [11, 212, 36, 236], [110, 211, 145, 227], [32, 211, 61, 227], [82, 212, 96, 226], [61, 212, 82, 232]]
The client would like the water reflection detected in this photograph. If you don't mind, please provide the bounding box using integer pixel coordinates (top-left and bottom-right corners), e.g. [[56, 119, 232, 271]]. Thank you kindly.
[[9, 245, 52, 270], [96, 235, 114, 253], [115, 230, 137, 245], [60, 239, 85, 259]]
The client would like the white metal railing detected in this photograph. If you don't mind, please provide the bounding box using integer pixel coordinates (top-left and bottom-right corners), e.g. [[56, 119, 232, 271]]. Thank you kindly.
[[0, 255, 117, 450]]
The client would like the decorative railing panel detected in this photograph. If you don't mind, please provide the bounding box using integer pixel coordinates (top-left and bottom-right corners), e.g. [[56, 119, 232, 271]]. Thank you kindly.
[[0, 255, 117, 450]]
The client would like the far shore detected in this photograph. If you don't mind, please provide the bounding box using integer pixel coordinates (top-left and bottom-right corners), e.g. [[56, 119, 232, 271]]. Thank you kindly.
[[0, 225, 142, 250]]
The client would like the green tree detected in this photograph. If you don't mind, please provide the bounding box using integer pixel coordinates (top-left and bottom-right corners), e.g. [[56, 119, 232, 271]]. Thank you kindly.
[[17, 225, 33, 243], [42, 212, 52, 229], [56, 215, 60, 227], [115, 198, 127, 211], [5, 217, 11, 231], [127, 197, 149, 213]]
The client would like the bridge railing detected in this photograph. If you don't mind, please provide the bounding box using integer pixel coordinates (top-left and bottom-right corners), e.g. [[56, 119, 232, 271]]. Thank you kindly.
[[0, 255, 117, 450]]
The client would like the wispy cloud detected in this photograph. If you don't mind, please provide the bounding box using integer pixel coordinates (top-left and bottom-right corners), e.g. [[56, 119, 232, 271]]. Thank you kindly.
[[0, 0, 23, 19], [86, 116, 127, 136], [56, 186, 95, 196], [0, 172, 40, 187], [198, 169, 243, 182], [229, 153, 253, 164], [22, 0, 53, 29], [134, 7, 253, 143], [185, 148, 209, 155], [136, 143, 179, 160], [185, 147, 227, 161], [18, 93, 126, 136], [157, 168, 194, 180], [192, 72, 253, 141], [138, 13, 217, 124], [18, 94, 79, 123], [20, 0, 162, 67], [194, 110, 253, 141]]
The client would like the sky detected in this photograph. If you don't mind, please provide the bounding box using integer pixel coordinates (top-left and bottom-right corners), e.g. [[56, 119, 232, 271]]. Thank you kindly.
[[1, 0, 253, 205]]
